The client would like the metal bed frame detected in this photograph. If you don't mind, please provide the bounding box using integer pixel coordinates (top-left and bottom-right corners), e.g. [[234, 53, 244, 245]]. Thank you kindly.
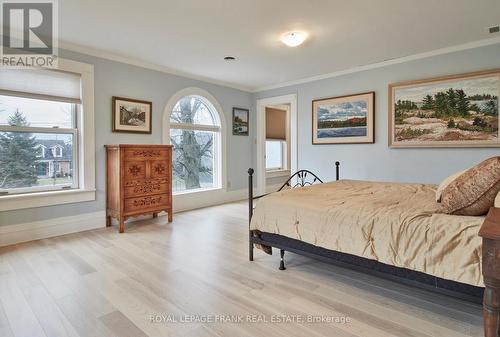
[[247, 162, 484, 304]]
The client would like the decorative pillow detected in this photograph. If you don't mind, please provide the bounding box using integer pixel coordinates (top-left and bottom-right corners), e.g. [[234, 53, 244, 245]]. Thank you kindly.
[[441, 156, 500, 216], [436, 169, 467, 202]]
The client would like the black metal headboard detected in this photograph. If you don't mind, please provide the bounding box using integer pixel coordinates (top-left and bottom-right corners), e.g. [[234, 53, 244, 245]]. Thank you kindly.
[[248, 162, 340, 261], [277, 161, 340, 191]]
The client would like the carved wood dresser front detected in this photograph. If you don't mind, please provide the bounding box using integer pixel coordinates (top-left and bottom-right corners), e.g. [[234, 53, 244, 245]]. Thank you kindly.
[[105, 144, 173, 232]]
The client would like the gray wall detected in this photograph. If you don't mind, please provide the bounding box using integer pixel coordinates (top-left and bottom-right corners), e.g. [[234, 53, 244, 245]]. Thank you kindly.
[[254, 43, 500, 184], [0, 49, 253, 226], [2, 43, 500, 226]]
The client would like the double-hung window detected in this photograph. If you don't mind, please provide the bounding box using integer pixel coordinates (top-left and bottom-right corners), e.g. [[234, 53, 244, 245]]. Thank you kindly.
[[265, 140, 286, 171], [0, 62, 95, 211]]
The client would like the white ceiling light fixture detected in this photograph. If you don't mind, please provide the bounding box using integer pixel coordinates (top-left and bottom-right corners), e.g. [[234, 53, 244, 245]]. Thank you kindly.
[[280, 31, 308, 47]]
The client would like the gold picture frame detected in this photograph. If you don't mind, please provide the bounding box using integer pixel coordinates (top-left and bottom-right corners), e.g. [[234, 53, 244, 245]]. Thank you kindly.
[[389, 69, 500, 148]]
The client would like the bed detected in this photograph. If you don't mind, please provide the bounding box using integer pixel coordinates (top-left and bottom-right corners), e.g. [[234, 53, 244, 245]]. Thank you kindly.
[[247, 163, 500, 337]]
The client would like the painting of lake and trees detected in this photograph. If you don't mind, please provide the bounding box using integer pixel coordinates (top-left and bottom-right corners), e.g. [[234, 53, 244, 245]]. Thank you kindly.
[[390, 71, 500, 147], [312, 92, 375, 144]]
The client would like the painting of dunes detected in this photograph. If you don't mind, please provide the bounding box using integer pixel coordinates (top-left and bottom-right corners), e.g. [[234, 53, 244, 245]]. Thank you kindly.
[[389, 70, 500, 148], [312, 92, 375, 144]]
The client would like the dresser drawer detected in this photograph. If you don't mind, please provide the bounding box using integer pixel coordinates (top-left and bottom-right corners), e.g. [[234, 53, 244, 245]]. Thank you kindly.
[[123, 148, 170, 161], [123, 161, 147, 180], [124, 194, 170, 214], [150, 160, 170, 179], [124, 179, 169, 197]]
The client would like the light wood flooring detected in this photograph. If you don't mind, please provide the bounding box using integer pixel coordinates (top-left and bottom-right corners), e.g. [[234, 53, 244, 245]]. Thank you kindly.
[[0, 202, 484, 337]]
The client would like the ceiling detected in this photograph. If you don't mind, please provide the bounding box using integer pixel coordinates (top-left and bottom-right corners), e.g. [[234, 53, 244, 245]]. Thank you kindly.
[[59, 0, 500, 91]]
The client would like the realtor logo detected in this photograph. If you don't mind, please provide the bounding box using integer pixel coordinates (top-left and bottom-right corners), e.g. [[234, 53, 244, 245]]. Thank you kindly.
[[1, 0, 58, 67]]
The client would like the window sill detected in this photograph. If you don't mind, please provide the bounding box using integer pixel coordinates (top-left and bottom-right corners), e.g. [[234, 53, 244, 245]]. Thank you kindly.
[[0, 188, 96, 212], [173, 186, 223, 196], [266, 169, 291, 178]]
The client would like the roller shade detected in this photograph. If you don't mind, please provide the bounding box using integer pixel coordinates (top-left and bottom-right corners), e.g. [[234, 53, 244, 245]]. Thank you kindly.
[[0, 68, 81, 103], [266, 107, 286, 140]]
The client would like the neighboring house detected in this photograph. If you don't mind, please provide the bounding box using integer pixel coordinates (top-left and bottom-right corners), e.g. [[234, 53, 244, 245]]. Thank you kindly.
[[34, 140, 73, 178]]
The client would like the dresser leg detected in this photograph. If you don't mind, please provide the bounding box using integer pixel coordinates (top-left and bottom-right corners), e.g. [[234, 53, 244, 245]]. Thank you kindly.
[[484, 278, 500, 337], [106, 215, 112, 227], [152, 213, 158, 218], [119, 220, 125, 233], [168, 211, 173, 223]]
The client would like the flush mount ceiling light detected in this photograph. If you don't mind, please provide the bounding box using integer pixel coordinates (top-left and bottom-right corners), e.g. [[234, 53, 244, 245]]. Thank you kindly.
[[280, 31, 308, 47]]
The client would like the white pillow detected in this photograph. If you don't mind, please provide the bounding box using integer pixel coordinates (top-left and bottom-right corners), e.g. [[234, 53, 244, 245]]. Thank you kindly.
[[436, 169, 468, 203], [495, 191, 500, 208]]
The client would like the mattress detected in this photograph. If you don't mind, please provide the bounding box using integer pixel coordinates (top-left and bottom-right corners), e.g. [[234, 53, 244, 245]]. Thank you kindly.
[[250, 180, 484, 287]]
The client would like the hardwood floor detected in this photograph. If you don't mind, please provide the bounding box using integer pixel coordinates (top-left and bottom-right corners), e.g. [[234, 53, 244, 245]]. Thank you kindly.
[[0, 202, 483, 337]]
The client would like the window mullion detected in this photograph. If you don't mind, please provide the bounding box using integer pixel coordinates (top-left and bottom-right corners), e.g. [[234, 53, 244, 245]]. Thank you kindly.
[[0, 126, 77, 134], [171, 123, 220, 132]]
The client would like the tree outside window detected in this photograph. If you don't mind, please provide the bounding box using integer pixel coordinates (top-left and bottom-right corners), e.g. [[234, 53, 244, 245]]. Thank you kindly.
[[0, 95, 77, 194], [169, 95, 221, 193]]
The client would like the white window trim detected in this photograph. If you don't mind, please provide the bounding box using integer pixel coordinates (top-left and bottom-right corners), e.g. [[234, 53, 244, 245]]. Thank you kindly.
[[35, 144, 46, 158], [53, 145, 63, 157], [266, 169, 291, 178], [0, 58, 96, 212], [163, 87, 227, 195]]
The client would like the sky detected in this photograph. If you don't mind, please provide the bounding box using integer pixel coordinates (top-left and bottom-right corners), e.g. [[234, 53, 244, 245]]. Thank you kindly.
[[0, 95, 73, 128], [0, 95, 74, 142], [395, 76, 499, 102], [233, 109, 248, 123], [317, 100, 367, 121]]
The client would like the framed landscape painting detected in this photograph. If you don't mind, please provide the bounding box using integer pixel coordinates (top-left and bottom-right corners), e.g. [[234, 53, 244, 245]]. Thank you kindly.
[[112, 96, 152, 134], [312, 92, 375, 144], [232, 107, 249, 136], [389, 70, 500, 148]]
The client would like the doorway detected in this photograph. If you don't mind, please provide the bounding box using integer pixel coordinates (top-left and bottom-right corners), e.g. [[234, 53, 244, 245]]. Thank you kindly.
[[255, 94, 297, 195]]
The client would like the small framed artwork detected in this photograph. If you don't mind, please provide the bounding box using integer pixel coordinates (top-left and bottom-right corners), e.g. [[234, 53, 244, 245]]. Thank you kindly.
[[112, 96, 152, 134], [389, 69, 500, 148], [312, 92, 375, 144], [232, 107, 249, 136]]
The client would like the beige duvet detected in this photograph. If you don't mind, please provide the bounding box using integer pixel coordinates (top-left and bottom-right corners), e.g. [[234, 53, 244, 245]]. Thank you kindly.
[[250, 180, 484, 287]]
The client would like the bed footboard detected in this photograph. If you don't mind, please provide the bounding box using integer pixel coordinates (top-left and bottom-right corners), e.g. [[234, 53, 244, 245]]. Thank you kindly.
[[248, 163, 338, 262], [480, 207, 500, 337]]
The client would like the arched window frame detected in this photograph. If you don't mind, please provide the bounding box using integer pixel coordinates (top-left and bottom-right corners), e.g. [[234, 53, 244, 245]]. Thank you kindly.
[[163, 87, 226, 194]]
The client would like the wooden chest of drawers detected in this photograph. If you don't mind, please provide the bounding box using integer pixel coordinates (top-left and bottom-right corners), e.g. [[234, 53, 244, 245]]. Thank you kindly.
[[105, 144, 173, 233]]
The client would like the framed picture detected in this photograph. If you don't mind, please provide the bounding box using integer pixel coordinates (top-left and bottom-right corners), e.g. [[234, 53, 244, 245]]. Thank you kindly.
[[112, 96, 152, 134], [389, 69, 500, 148], [312, 92, 375, 144], [232, 107, 249, 136]]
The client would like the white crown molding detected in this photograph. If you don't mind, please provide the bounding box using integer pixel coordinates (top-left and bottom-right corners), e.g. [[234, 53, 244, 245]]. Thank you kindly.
[[253, 36, 500, 92], [60, 36, 500, 94], [59, 41, 254, 93]]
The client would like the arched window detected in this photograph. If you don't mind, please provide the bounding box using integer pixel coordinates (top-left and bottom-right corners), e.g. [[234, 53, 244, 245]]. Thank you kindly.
[[169, 95, 222, 193]]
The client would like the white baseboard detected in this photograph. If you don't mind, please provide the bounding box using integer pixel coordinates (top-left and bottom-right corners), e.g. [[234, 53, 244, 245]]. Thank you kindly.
[[172, 183, 284, 213], [0, 184, 285, 247], [173, 188, 248, 213], [0, 211, 106, 247]]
